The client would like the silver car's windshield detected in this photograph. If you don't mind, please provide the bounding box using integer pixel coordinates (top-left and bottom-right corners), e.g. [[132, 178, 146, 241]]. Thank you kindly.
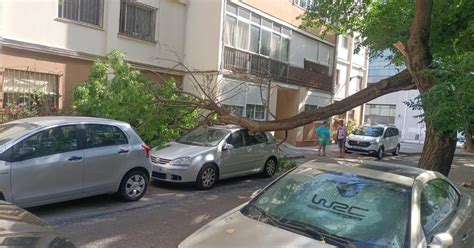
[[353, 127, 384, 137], [242, 168, 411, 247], [0, 123, 39, 146], [177, 127, 230, 147]]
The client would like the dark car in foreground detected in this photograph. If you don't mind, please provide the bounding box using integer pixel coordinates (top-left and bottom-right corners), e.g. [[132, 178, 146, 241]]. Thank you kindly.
[[0, 201, 75, 247], [180, 161, 474, 248]]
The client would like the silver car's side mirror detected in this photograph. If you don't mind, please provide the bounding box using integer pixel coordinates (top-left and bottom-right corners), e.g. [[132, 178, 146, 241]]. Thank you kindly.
[[429, 233, 453, 248], [223, 143, 234, 151]]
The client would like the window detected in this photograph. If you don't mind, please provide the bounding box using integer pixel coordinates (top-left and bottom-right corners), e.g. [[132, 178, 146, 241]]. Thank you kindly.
[[84, 125, 128, 148], [58, 0, 103, 27], [235, 20, 250, 49], [224, 16, 237, 46], [304, 104, 318, 112], [13, 125, 78, 161], [295, 0, 314, 9], [223, 105, 244, 117], [341, 36, 349, 48], [249, 25, 260, 53], [246, 104, 265, 120], [226, 131, 244, 148], [260, 29, 271, 56], [355, 76, 363, 91], [2, 69, 58, 108], [119, 0, 156, 42], [421, 179, 460, 240], [225, 4, 291, 62], [364, 104, 396, 124]]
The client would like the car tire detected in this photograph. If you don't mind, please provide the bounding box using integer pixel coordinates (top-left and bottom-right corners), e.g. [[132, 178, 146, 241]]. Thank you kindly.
[[117, 170, 149, 202], [376, 147, 384, 160], [392, 145, 400, 156], [262, 157, 277, 177], [196, 164, 218, 190]]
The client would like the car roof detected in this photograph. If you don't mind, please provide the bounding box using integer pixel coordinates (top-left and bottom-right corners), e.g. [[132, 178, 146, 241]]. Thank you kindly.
[[207, 125, 244, 132], [8, 116, 130, 127], [298, 160, 428, 186]]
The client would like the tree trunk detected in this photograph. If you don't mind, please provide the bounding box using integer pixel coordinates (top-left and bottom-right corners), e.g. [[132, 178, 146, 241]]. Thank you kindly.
[[418, 124, 456, 176]]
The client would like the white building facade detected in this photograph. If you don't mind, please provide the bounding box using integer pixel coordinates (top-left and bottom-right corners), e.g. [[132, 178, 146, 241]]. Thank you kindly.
[[366, 51, 425, 142]]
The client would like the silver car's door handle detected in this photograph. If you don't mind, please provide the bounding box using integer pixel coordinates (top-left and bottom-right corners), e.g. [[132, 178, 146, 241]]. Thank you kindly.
[[68, 156, 83, 161], [118, 149, 129, 154]]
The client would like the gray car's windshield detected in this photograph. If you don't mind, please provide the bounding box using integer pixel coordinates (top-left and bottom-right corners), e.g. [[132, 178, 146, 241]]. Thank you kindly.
[[353, 127, 384, 137], [242, 167, 411, 247], [0, 122, 39, 146], [177, 127, 230, 147]]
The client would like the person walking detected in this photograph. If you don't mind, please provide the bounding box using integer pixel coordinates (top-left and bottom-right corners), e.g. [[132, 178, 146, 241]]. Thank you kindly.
[[315, 121, 330, 156], [336, 120, 347, 158]]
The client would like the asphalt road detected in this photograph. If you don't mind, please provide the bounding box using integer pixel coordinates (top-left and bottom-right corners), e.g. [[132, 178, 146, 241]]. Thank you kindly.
[[29, 174, 275, 248]]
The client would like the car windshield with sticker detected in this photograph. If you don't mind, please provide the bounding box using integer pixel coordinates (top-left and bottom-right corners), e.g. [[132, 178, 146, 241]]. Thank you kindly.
[[242, 167, 411, 247]]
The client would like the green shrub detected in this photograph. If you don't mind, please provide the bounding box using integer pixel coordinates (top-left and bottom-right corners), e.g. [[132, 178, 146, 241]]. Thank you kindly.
[[278, 157, 298, 172]]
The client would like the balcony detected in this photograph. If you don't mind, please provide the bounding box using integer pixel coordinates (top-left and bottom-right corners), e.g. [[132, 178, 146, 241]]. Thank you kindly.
[[223, 46, 333, 92]]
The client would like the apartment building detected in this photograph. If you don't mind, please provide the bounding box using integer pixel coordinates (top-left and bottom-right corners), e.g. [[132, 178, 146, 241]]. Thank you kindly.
[[334, 35, 369, 125], [0, 0, 368, 146], [366, 51, 425, 141], [0, 0, 187, 110]]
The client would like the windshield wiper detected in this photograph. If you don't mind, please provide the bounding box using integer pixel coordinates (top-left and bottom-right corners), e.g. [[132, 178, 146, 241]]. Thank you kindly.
[[277, 219, 354, 248], [246, 203, 280, 226]]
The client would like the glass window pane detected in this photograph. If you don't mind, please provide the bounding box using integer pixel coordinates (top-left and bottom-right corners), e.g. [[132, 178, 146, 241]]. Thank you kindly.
[[260, 29, 271, 56], [281, 27, 291, 36], [249, 25, 260, 53], [226, 3, 237, 15], [270, 33, 281, 59], [238, 8, 250, 19], [235, 21, 250, 50], [14, 125, 78, 161], [85, 125, 128, 148], [262, 18, 272, 29], [224, 15, 237, 46], [251, 14, 261, 24], [280, 38, 289, 61], [273, 23, 281, 33]]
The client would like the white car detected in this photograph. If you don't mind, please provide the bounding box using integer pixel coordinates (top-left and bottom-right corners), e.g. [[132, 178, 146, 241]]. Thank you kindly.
[[346, 124, 401, 159]]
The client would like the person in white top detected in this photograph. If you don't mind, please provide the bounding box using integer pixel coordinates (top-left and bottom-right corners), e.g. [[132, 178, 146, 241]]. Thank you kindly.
[[336, 120, 347, 158]]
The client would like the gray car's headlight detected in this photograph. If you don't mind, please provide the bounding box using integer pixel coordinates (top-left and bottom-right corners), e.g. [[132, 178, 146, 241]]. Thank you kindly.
[[170, 157, 192, 166], [370, 138, 381, 145]]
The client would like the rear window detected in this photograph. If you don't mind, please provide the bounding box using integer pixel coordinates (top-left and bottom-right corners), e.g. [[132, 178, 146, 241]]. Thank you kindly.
[[0, 123, 39, 146], [246, 168, 411, 247]]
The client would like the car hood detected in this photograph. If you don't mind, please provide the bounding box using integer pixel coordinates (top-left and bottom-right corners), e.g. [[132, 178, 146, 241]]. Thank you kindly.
[[179, 205, 336, 248], [151, 142, 216, 159], [0, 201, 75, 247], [347, 135, 379, 142]]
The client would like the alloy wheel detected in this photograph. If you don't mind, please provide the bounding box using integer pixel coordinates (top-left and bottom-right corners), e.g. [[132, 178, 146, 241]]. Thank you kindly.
[[202, 167, 216, 187], [266, 159, 276, 175]]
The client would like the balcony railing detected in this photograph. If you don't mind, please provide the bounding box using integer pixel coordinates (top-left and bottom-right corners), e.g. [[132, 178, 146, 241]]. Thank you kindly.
[[223, 46, 333, 92]]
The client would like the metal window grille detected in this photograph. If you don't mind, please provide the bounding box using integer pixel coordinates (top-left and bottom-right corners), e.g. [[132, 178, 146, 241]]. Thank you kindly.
[[2, 69, 58, 108], [58, 0, 103, 27], [119, 0, 156, 42]]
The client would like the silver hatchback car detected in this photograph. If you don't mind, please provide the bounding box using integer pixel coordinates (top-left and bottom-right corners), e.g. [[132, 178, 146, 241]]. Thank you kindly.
[[0, 116, 152, 208], [150, 125, 279, 189]]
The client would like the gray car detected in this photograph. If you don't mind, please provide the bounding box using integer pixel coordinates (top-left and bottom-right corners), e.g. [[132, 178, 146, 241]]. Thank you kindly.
[[150, 125, 278, 189], [179, 161, 474, 248], [0, 116, 152, 208], [0, 200, 75, 247]]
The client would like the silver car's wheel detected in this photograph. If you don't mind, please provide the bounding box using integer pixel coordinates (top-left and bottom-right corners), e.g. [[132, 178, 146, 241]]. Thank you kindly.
[[125, 175, 146, 198], [392, 145, 400, 156], [262, 158, 277, 177], [196, 164, 218, 190], [377, 147, 384, 160], [117, 170, 148, 201]]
